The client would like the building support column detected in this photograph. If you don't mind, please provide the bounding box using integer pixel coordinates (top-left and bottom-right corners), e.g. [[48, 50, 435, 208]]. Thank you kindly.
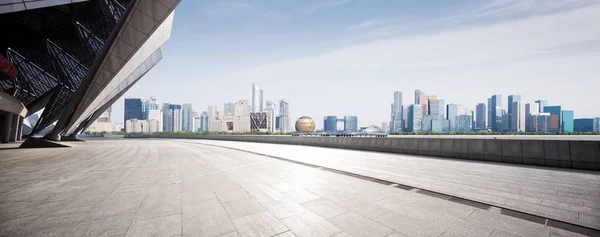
[[17, 116, 23, 141], [2, 113, 13, 143], [9, 114, 19, 142]]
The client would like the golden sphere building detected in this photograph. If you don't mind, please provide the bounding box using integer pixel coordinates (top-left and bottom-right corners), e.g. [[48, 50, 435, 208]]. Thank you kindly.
[[295, 116, 316, 132]]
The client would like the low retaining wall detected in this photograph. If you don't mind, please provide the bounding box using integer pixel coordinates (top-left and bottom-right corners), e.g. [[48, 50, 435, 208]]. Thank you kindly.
[[135, 135, 600, 171]]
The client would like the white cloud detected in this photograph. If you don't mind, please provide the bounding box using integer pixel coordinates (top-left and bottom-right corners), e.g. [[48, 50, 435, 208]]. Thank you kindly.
[[216, 4, 600, 125], [347, 20, 381, 30]]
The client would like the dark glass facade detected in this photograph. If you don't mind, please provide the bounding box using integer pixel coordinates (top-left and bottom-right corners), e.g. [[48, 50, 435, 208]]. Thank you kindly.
[[323, 116, 337, 132], [124, 98, 143, 130], [574, 119, 594, 132], [490, 95, 502, 131]]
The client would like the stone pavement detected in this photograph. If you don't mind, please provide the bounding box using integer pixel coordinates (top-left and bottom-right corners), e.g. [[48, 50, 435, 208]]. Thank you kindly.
[[0, 139, 597, 237], [190, 139, 600, 230]]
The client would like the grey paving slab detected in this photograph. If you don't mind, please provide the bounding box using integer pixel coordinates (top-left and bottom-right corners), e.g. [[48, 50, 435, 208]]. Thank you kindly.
[[231, 211, 289, 237], [67, 213, 134, 237], [134, 196, 181, 222], [301, 198, 349, 219], [375, 211, 446, 237], [262, 198, 306, 219], [0, 139, 596, 236], [328, 212, 393, 237], [125, 213, 182, 237], [222, 197, 267, 219], [194, 140, 600, 230], [183, 211, 236, 237], [281, 211, 342, 237]]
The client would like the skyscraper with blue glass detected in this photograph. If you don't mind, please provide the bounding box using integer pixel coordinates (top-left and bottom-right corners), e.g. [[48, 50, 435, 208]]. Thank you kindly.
[[561, 111, 574, 132], [407, 104, 423, 132], [490, 95, 502, 131], [543, 106, 562, 132]]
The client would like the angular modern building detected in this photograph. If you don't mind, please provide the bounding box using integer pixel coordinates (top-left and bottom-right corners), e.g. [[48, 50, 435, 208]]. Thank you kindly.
[[250, 112, 269, 132], [0, 0, 181, 141]]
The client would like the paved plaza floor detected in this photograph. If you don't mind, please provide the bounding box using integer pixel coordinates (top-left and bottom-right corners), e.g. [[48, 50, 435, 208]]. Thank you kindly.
[[0, 139, 598, 237]]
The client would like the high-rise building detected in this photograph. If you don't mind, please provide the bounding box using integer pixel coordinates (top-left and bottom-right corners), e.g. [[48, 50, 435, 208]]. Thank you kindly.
[[207, 106, 218, 131], [252, 83, 263, 112], [182, 103, 193, 132], [428, 99, 445, 116], [455, 115, 473, 133], [200, 112, 209, 132], [544, 106, 562, 132], [525, 103, 540, 132], [124, 98, 143, 131], [431, 118, 450, 132], [414, 89, 425, 104], [173, 104, 182, 132], [418, 94, 437, 116], [162, 103, 172, 132], [125, 119, 148, 133], [234, 99, 251, 132], [561, 111, 574, 132], [574, 118, 598, 132], [263, 100, 276, 133], [324, 116, 338, 132], [421, 114, 444, 132], [250, 112, 269, 132], [475, 103, 486, 130], [390, 91, 403, 132], [487, 97, 492, 129], [446, 104, 460, 132], [279, 99, 290, 132], [535, 100, 548, 113], [402, 106, 408, 131], [381, 122, 389, 133], [507, 95, 521, 115], [142, 97, 159, 120], [407, 104, 423, 132], [224, 102, 235, 116], [510, 101, 525, 132], [344, 116, 358, 132], [536, 113, 552, 132], [490, 95, 502, 131]]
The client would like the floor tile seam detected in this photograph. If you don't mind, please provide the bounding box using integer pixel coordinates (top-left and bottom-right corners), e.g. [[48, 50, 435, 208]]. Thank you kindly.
[[93, 147, 152, 237], [199, 140, 599, 177], [191, 141, 600, 234]]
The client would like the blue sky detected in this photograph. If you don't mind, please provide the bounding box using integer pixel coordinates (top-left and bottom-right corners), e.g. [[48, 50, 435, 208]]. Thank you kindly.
[[116, 0, 600, 128]]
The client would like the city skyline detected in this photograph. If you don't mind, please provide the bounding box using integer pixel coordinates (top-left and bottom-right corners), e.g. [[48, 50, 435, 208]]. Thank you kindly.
[[110, 1, 599, 129], [113, 86, 599, 132]]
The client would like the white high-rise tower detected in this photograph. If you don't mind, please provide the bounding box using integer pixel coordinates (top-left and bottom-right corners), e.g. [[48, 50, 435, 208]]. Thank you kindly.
[[252, 83, 263, 112]]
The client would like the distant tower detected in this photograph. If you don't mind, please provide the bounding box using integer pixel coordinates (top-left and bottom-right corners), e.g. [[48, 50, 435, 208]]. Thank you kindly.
[[414, 89, 425, 104], [124, 98, 143, 131], [476, 103, 486, 130], [182, 103, 193, 131], [252, 83, 264, 112], [490, 95, 503, 131]]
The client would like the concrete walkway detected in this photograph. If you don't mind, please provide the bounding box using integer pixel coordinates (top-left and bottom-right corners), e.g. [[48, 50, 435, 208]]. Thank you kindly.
[[0, 139, 597, 236], [191, 139, 600, 230]]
